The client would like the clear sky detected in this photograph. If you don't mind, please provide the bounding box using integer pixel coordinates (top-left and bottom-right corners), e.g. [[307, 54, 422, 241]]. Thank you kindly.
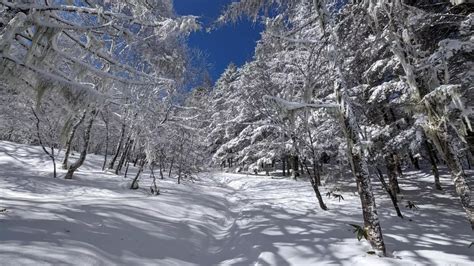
[[173, 0, 264, 83]]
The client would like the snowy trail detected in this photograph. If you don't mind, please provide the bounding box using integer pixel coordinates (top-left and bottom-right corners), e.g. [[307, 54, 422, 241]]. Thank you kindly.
[[1, 141, 473, 265]]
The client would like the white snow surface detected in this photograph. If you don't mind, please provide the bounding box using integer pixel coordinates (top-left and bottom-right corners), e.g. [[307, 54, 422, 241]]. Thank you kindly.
[[0, 141, 473, 265]]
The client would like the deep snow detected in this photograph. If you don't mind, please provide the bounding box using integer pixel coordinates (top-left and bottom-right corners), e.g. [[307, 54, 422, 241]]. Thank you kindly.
[[0, 141, 473, 265]]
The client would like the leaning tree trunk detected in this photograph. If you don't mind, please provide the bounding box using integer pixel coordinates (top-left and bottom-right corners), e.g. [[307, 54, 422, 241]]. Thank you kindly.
[[130, 160, 146, 189], [64, 110, 96, 179], [108, 123, 126, 169], [428, 131, 473, 229], [62, 110, 87, 170], [337, 95, 386, 255], [303, 161, 328, 210], [351, 151, 386, 254], [376, 168, 403, 218]]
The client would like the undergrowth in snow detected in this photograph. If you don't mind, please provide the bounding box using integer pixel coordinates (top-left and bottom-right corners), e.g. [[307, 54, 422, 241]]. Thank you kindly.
[[0, 141, 473, 265]]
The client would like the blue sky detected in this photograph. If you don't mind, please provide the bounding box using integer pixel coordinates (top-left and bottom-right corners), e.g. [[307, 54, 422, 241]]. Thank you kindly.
[[173, 0, 264, 83]]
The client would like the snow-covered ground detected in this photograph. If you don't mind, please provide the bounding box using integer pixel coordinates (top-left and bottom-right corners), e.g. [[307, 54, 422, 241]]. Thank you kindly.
[[0, 141, 473, 265]]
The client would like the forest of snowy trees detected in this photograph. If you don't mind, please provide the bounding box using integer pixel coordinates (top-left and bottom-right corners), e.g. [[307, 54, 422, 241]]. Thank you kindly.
[[0, 0, 473, 262]]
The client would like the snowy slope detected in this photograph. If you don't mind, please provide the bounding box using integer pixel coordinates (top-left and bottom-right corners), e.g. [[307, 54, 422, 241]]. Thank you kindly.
[[0, 141, 473, 265]]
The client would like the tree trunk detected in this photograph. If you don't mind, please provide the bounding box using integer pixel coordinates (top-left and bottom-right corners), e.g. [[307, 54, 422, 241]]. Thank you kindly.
[[115, 138, 133, 175], [101, 112, 109, 171], [285, 156, 290, 176], [31, 108, 57, 178], [337, 97, 386, 255], [291, 155, 299, 180], [428, 131, 474, 229], [124, 160, 130, 178], [425, 139, 442, 190], [385, 154, 401, 198], [168, 156, 174, 178], [108, 123, 126, 169], [159, 155, 165, 179], [65, 110, 96, 179], [376, 168, 403, 218], [466, 153, 472, 170], [51, 148, 57, 178], [303, 161, 328, 210], [177, 162, 182, 184], [62, 110, 87, 170], [130, 160, 145, 189], [282, 155, 286, 176], [352, 152, 386, 254], [149, 164, 159, 195], [313, 157, 322, 186], [408, 151, 420, 170]]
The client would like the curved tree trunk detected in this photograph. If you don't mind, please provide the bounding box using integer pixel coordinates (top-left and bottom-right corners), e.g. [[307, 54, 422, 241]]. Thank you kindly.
[[31, 108, 57, 178], [130, 160, 146, 189], [65, 109, 96, 179], [62, 110, 87, 170]]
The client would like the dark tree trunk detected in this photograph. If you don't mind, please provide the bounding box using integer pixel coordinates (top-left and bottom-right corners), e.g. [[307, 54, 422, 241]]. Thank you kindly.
[[385, 154, 401, 198], [51, 148, 57, 178], [313, 157, 321, 186], [31, 108, 57, 178], [425, 139, 442, 190], [408, 151, 420, 170], [428, 131, 474, 229], [168, 156, 175, 178], [282, 155, 286, 176], [108, 123, 126, 169], [130, 160, 145, 189], [115, 138, 133, 175], [159, 155, 165, 179], [290, 155, 299, 180], [124, 159, 130, 178], [303, 161, 328, 210], [466, 153, 472, 170], [65, 110, 96, 180], [285, 156, 290, 176], [62, 110, 87, 170], [149, 164, 159, 195], [101, 112, 109, 171], [376, 168, 403, 218]]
